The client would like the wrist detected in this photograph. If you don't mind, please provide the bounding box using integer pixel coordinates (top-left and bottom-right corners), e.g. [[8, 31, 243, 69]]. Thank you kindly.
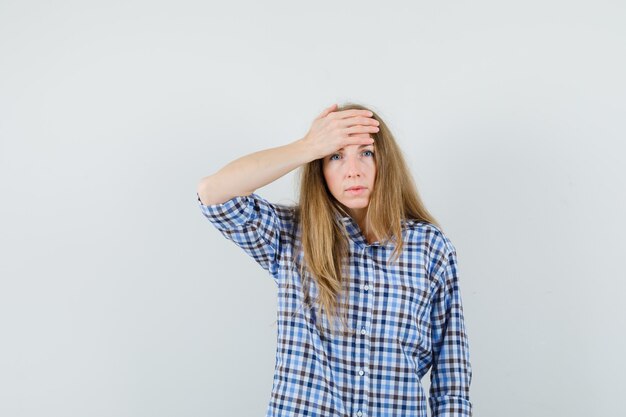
[[292, 137, 320, 163]]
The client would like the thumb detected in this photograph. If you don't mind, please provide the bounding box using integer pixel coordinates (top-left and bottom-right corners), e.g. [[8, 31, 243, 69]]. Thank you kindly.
[[316, 103, 337, 120]]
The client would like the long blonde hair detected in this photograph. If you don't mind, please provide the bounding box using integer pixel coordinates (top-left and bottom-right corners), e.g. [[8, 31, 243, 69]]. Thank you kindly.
[[291, 102, 441, 339]]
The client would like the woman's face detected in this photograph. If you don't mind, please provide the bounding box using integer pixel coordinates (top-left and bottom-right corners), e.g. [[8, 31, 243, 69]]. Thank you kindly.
[[322, 141, 376, 218]]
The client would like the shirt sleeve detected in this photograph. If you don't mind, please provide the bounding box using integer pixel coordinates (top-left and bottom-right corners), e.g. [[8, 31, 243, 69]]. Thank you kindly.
[[428, 239, 474, 417], [196, 191, 291, 282]]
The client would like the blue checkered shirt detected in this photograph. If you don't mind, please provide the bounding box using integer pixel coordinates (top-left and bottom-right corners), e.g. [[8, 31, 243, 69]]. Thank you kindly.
[[197, 191, 473, 417]]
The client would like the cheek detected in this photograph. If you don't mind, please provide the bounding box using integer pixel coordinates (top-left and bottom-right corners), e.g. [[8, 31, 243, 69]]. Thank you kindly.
[[325, 175, 338, 190], [322, 167, 330, 185], [323, 170, 340, 191], [322, 169, 333, 188]]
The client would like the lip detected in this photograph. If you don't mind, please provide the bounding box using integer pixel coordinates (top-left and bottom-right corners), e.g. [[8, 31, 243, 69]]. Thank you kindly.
[[346, 187, 366, 195], [346, 186, 365, 191]]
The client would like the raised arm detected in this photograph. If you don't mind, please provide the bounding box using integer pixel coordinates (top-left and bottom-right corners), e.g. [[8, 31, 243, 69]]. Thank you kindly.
[[196, 104, 379, 205]]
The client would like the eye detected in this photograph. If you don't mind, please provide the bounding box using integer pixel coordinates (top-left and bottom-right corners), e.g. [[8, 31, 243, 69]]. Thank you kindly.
[[328, 150, 374, 161]]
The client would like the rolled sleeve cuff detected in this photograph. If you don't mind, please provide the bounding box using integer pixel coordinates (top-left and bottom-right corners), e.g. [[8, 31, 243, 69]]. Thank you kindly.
[[197, 192, 255, 231], [430, 395, 473, 417]]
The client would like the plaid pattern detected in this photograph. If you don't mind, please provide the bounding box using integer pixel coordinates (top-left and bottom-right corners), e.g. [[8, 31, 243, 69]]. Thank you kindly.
[[197, 192, 473, 417]]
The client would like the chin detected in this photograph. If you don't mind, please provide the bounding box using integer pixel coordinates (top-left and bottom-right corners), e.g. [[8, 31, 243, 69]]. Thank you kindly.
[[341, 200, 369, 209]]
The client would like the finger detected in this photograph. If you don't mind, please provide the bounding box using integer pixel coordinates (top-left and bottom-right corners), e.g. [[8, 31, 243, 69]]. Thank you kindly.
[[316, 103, 337, 120], [330, 109, 373, 120], [340, 116, 380, 127], [345, 124, 380, 135]]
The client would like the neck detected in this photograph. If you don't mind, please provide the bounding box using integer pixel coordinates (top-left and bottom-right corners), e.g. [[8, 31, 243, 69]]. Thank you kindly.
[[347, 208, 377, 243]]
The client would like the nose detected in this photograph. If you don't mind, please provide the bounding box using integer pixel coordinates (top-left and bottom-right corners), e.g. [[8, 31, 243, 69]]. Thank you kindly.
[[346, 155, 362, 178]]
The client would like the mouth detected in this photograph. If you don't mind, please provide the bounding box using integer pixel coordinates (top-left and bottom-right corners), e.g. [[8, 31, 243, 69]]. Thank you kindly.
[[346, 187, 366, 194]]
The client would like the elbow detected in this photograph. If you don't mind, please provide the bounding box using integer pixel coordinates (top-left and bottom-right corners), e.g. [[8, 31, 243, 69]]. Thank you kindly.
[[197, 176, 219, 205], [197, 175, 253, 205]]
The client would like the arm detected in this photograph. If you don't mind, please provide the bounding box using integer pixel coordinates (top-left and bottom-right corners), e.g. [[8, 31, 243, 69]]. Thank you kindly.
[[197, 191, 293, 281], [428, 241, 474, 417], [197, 139, 314, 206], [196, 104, 378, 205], [196, 104, 378, 280]]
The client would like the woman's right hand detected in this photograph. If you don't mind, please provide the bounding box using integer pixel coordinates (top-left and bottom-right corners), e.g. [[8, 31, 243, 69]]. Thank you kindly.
[[299, 104, 380, 160]]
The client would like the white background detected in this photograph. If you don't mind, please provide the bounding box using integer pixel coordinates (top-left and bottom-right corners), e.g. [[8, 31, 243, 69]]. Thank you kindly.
[[1, 1, 624, 416]]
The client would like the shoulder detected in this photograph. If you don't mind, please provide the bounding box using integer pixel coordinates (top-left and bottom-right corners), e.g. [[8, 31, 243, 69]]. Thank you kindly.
[[248, 193, 299, 235], [244, 192, 297, 223], [402, 220, 457, 281], [403, 220, 455, 251], [198, 191, 297, 232]]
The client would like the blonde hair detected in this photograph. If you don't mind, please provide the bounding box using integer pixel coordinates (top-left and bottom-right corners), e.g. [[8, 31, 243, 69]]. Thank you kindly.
[[290, 102, 441, 339]]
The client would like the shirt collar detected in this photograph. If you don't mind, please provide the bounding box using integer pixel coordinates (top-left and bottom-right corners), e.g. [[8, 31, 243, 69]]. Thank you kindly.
[[335, 212, 381, 248], [334, 212, 414, 249]]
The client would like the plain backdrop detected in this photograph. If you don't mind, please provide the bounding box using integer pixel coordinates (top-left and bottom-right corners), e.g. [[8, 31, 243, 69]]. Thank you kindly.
[[1, 1, 625, 416]]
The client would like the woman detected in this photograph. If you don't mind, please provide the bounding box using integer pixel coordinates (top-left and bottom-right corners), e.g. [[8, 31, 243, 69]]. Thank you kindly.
[[197, 103, 474, 417]]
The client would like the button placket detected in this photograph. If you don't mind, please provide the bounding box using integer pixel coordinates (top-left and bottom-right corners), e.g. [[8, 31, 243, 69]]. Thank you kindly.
[[355, 245, 373, 417], [345, 222, 373, 417]]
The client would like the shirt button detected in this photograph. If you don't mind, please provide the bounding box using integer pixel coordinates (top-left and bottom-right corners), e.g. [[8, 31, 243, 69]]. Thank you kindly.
[[362, 284, 369, 291], [358, 369, 365, 376], [356, 411, 363, 417], [360, 327, 367, 335]]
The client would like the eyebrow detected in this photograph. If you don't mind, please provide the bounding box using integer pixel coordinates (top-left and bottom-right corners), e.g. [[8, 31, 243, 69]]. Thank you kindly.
[[337, 144, 375, 151]]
